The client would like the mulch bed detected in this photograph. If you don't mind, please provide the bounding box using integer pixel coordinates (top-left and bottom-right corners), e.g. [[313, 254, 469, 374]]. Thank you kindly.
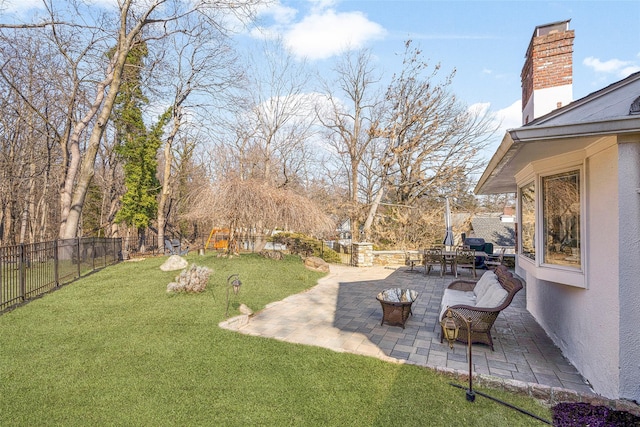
[[552, 402, 640, 426]]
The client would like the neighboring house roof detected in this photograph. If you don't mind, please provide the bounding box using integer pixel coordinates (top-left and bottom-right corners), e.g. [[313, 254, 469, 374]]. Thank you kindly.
[[476, 71, 640, 194], [469, 216, 515, 247]]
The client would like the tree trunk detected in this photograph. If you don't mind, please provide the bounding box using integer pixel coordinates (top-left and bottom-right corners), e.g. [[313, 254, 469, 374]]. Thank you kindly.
[[350, 159, 359, 243], [61, 3, 153, 239], [362, 186, 384, 242], [157, 107, 180, 251], [58, 76, 108, 238]]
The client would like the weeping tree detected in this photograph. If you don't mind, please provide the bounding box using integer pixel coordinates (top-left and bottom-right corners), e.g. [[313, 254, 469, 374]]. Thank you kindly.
[[184, 178, 335, 254]]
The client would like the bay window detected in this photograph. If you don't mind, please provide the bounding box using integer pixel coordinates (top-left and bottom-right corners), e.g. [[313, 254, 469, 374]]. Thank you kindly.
[[517, 164, 584, 287], [542, 170, 581, 268]]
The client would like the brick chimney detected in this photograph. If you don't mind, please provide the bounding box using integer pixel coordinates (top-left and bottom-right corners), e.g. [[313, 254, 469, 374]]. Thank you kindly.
[[521, 20, 574, 124]]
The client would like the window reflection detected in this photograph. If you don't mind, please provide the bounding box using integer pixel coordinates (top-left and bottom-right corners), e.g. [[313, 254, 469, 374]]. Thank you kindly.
[[542, 171, 580, 268], [520, 181, 536, 260]]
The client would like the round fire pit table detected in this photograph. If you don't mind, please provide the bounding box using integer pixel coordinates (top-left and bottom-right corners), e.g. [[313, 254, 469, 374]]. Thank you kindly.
[[376, 288, 418, 329]]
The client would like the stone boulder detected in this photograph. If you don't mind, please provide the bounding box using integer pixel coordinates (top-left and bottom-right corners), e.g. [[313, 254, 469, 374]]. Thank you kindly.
[[304, 256, 330, 273], [160, 255, 188, 271]]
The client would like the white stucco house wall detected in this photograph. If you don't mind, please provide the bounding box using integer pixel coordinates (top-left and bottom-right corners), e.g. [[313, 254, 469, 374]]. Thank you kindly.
[[475, 21, 640, 403]]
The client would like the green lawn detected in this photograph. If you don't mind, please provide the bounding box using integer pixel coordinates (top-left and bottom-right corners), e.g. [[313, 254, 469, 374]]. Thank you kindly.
[[0, 253, 551, 426]]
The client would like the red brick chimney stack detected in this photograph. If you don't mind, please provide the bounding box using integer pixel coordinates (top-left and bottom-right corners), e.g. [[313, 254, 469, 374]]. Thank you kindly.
[[521, 20, 574, 124]]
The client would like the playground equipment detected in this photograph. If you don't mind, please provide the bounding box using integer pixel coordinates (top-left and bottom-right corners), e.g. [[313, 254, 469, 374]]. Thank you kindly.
[[205, 228, 229, 250]]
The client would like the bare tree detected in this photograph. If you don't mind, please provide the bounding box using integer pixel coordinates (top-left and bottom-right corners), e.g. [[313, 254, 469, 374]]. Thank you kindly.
[[362, 41, 497, 243], [240, 40, 318, 188], [0, 0, 262, 239], [317, 49, 383, 242], [154, 16, 246, 248], [0, 30, 61, 244]]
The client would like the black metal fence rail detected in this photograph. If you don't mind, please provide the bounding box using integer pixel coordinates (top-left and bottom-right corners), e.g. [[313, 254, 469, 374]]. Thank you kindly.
[[0, 237, 122, 313]]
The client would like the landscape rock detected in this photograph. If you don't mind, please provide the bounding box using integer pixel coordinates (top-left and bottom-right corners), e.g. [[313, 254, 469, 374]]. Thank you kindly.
[[160, 255, 188, 271], [239, 304, 253, 316], [304, 256, 329, 273]]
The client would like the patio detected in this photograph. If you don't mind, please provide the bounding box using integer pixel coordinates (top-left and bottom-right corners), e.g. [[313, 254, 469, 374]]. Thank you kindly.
[[221, 264, 594, 397]]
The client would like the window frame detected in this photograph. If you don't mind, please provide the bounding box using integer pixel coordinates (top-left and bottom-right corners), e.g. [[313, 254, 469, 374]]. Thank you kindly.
[[516, 160, 587, 288], [540, 169, 582, 270], [519, 180, 536, 262]]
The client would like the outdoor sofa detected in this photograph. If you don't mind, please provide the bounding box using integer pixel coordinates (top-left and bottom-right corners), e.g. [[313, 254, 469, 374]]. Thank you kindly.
[[439, 265, 523, 350]]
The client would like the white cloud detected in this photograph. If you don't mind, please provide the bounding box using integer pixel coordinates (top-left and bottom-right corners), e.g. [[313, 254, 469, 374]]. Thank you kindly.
[[494, 99, 523, 132], [621, 65, 640, 77], [583, 56, 640, 78], [308, 0, 338, 13], [284, 9, 386, 60], [478, 99, 522, 161], [252, 2, 386, 61], [259, 3, 298, 25], [1, 0, 43, 13]]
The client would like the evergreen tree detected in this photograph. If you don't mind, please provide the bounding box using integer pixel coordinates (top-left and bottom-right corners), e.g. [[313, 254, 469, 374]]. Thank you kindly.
[[113, 41, 170, 250]]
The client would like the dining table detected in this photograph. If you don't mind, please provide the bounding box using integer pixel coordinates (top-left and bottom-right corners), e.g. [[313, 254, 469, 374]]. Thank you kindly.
[[437, 247, 488, 275]]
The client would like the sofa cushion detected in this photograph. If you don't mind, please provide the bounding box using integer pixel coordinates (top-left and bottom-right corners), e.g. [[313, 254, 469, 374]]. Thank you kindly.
[[475, 282, 508, 308], [473, 270, 497, 301], [440, 289, 476, 319]]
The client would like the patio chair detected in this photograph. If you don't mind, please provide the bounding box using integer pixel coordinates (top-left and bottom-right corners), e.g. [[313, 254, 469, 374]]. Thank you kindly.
[[485, 247, 506, 270], [404, 251, 423, 273], [423, 248, 445, 276], [165, 239, 177, 255], [165, 239, 189, 256], [454, 248, 476, 278]]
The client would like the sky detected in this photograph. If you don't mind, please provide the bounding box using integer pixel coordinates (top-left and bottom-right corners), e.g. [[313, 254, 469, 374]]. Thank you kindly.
[[250, 0, 640, 151], [3, 0, 639, 155]]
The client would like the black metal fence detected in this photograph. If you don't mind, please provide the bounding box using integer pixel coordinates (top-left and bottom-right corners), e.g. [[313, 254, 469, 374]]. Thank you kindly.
[[0, 237, 122, 313]]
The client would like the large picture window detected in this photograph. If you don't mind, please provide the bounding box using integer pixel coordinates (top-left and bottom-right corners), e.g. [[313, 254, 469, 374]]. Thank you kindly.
[[520, 181, 536, 260], [542, 170, 581, 268]]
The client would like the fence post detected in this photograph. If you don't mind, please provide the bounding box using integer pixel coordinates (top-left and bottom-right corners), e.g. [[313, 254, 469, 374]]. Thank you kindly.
[[91, 237, 95, 271], [54, 239, 60, 287], [0, 246, 3, 306], [18, 243, 26, 302], [76, 238, 81, 279]]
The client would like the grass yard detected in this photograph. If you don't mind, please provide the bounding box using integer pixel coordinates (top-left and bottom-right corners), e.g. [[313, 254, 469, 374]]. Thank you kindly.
[[0, 253, 551, 426]]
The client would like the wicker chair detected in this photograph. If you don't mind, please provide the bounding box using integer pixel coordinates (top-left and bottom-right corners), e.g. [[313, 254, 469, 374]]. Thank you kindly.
[[423, 248, 445, 276], [440, 265, 523, 350], [454, 248, 476, 278], [485, 247, 506, 269]]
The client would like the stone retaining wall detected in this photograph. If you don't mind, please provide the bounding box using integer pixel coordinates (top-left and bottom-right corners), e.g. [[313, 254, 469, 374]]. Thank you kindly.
[[372, 250, 421, 267]]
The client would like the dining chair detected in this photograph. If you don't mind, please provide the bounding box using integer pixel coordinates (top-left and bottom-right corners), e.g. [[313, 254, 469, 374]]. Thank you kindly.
[[423, 248, 445, 276], [454, 248, 476, 278], [485, 247, 506, 270]]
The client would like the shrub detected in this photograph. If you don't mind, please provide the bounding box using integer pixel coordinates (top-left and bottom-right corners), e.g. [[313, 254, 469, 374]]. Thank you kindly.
[[320, 246, 341, 264], [270, 232, 340, 264]]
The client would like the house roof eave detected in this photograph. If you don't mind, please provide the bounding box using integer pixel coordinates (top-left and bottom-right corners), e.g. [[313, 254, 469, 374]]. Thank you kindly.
[[475, 131, 520, 195], [475, 115, 640, 195], [510, 115, 640, 142]]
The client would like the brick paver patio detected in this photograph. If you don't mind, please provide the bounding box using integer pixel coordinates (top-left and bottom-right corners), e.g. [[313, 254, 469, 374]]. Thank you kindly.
[[221, 264, 594, 397]]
